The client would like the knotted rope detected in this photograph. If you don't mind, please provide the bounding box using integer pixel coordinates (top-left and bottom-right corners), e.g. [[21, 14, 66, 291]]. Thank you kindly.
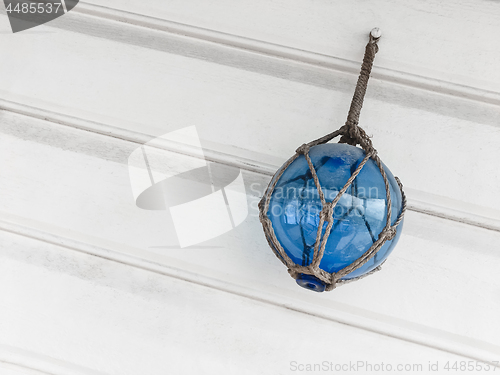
[[258, 28, 407, 291]]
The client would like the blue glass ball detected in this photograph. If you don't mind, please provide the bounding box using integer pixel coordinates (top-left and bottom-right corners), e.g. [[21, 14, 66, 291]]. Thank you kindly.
[[267, 143, 403, 291]]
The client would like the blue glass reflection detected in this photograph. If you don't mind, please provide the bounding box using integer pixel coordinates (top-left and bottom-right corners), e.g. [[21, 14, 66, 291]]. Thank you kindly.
[[268, 143, 403, 283]]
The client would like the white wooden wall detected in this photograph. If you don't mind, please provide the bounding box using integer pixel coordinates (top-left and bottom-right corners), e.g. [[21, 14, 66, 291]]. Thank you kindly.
[[1, 1, 500, 374]]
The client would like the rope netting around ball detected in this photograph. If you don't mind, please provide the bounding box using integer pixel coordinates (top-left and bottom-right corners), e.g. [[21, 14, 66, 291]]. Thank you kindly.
[[258, 29, 407, 291]]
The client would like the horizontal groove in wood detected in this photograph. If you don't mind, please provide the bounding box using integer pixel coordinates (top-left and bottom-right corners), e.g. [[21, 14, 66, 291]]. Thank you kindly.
[[71, 2, 500, 107], [0, 344, 105, 375], [1, 98, 499, 233]]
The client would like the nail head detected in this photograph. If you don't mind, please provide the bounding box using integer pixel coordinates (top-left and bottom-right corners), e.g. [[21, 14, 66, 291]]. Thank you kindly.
[[370, 27, 382, 39]]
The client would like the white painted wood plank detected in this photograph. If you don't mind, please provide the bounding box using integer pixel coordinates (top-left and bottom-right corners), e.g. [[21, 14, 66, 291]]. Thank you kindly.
[[0, 229, 474, 375], [78, 0, 500, 93], [1, 114, 499, 363], [1, 2, 499, 371], [0, 14, 499, 217]]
